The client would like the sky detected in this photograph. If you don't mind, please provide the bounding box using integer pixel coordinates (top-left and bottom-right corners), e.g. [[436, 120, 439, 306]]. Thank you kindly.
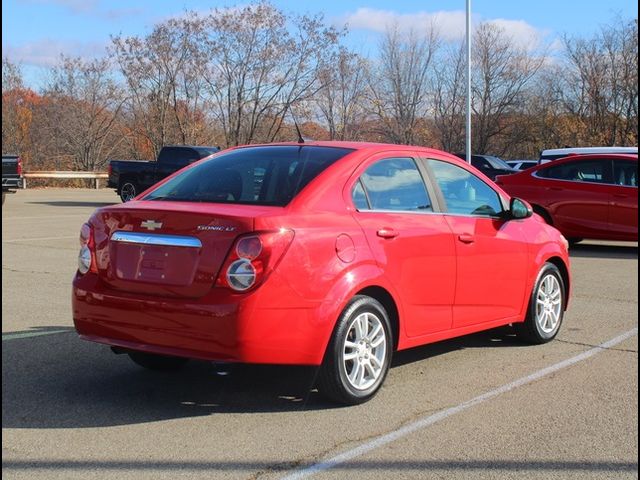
[[2, 0, 638, 88]]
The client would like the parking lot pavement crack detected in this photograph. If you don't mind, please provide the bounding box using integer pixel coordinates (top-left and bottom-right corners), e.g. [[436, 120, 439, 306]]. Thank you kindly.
[[2, 265, 57, 276], [556, 338, 638, 353]]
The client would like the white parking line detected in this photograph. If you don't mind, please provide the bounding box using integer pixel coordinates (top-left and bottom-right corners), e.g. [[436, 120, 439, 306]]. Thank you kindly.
[[3, 235, 78, 243], [2, 329, 72, 341], [281, 327, 638, 480]]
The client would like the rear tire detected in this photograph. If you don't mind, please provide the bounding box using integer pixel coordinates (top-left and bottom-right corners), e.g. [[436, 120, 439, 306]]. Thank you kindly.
[[515, 263, 565, 344], [317, 295, 392, 405], [128, 352, 189, 371], [119, 181, 138, 202]]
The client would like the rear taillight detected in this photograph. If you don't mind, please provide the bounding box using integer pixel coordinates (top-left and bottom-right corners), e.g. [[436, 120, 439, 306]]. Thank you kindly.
[[107, 163, 112, 177], [216, 229, 294, 292], [17, 157, 23, 176], [78, 223, 98, 274]]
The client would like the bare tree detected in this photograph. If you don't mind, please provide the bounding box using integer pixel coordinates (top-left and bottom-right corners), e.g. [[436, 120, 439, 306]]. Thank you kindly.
[[40, 56, 125, 171], [198, 2, 343, 146], [368, 25, 440, 145], [314, 49, 370, 140], [432, 42, 466, 152], [562, 18, 638, 146], [111, 13, 208, 157], [471, 23, 545, 155]]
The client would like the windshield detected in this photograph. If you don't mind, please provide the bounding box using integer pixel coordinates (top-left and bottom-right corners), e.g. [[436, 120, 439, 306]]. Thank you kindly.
[[144, 145, 354, 206], [484, 156, 512, 169]]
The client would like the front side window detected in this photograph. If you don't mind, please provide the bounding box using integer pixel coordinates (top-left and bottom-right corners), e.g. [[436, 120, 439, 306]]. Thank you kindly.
[[538, 160, 606, 183], [144, 146, 354, 206], [357, 158, 432, 212], [427, 160, 503, 216]]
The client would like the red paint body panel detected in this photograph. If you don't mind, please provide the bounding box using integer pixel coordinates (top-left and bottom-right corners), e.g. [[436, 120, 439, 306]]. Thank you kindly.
[[496, 154, 638, 241], [73, 142, 571, 366]]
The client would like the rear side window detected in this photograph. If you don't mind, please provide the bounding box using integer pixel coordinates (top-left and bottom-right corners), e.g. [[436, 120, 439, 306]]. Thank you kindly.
[[357, 158, 432, 212], [144, 146, 354, 206], [613, 160, 638, 187], [538, 160, 606, 183]]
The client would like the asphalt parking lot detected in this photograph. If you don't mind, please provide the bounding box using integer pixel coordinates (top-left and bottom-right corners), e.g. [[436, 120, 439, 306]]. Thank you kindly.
[[2, 188, 638, 480]]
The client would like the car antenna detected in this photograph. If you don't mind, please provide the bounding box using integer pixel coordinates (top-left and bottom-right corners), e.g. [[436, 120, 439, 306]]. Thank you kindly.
[[289, 108, 306, 144]]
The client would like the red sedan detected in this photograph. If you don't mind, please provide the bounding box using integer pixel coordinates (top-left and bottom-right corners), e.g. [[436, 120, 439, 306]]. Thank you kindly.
[[496, 154, 638, 243], [73, 142, 571, 404]]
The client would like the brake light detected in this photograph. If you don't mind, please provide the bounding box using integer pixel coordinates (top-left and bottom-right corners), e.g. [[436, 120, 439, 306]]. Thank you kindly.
[[107, 163, 112, 177], [17, 157, 23, 176], [78, 223, 98, 274], [216, 229, 294, 292]]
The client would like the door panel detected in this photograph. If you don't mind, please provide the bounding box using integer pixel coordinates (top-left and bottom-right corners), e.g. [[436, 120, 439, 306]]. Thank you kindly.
[[444, 216, 529, 327], [609, 161, 638, 239]]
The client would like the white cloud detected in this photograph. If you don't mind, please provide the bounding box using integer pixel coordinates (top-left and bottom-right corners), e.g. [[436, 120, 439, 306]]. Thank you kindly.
[[17, 0, 98, 14], [337, 8, 552, 52], [4, 39, 108, 68]]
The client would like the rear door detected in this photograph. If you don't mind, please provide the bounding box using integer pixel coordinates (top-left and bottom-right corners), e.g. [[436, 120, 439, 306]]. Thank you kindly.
[[422, 158, 529, 328], [351, 154, 456, 337], [610, 159, 638, 239], [536, 159, 611, 238]]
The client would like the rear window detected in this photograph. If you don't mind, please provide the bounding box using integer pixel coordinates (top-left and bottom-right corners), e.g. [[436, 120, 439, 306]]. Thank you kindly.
[[144, 145, 354, 206]]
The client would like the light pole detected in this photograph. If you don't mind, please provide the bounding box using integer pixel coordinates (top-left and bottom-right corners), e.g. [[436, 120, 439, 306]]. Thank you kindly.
[[465, 0, 472, 164]]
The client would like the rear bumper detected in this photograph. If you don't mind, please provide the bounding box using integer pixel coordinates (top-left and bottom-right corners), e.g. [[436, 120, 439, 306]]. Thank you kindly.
[[72, 272, 326, 365], [2, 177, 23, 191]]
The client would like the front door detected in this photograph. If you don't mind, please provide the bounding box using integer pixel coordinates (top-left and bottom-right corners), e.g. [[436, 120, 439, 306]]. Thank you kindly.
[[424, 158, 529, 328]]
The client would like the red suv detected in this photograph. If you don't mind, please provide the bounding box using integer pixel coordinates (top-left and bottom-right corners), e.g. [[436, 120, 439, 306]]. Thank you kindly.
[[73, 142, 571, 404], [496, 154, 638, 243]]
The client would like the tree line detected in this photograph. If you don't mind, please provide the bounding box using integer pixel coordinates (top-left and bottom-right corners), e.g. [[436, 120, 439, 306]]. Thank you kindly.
[[2, 2, 637, 173]]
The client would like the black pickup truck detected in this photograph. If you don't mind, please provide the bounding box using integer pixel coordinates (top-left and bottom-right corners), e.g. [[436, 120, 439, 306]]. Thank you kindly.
[[108, 145, 219, 202], [2, 154, 23, 205]]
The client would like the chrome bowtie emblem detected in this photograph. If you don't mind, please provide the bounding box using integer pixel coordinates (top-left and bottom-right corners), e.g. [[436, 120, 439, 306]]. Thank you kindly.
[[141, 220, 163, 231]]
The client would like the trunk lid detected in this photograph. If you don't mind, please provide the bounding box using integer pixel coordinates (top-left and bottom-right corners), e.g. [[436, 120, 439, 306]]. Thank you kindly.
[[91, 201, 277, 298]]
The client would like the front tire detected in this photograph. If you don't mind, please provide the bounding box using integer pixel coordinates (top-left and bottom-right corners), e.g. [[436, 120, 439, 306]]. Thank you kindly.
[[119, 181, 138, 202], [317, 295, 392, 405], [515, 263, 565, 344], [128, 352, 189, 371]]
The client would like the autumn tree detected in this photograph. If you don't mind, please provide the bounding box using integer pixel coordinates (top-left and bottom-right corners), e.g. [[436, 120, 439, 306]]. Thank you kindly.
[[38, 56, 125, 171]]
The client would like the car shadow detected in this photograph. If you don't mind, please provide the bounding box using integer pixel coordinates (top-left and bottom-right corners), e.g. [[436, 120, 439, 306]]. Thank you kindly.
[[27, 201, 117, 208], [569, 243, 638, 260], [2, 326, 527, 429]]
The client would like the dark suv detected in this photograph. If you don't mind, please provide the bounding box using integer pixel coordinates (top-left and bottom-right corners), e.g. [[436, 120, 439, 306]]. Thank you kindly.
[[453, 153, 517, 181]]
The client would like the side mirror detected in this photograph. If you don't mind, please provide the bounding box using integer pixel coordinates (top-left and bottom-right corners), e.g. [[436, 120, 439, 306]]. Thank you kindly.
[[509, 197, 533, 219]]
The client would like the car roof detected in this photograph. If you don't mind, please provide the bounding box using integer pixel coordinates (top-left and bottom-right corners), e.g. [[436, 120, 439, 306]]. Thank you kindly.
[[540, 146, 638, 157], [232, 141, 460, 158]]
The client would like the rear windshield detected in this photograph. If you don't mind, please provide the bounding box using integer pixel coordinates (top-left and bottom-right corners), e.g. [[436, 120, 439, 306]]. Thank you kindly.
[[143, 145, 354, 206]]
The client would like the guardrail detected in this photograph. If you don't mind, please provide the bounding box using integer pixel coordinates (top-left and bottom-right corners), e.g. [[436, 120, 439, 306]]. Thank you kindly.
[[23, 171, 109, 189]]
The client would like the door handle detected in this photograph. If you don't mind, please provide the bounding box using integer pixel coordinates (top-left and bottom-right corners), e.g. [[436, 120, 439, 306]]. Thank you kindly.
[[458, 233, 475, 244], [613, 194, 628, 198], [376, 228, 399, 239], [548, 186, 563, 191]]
